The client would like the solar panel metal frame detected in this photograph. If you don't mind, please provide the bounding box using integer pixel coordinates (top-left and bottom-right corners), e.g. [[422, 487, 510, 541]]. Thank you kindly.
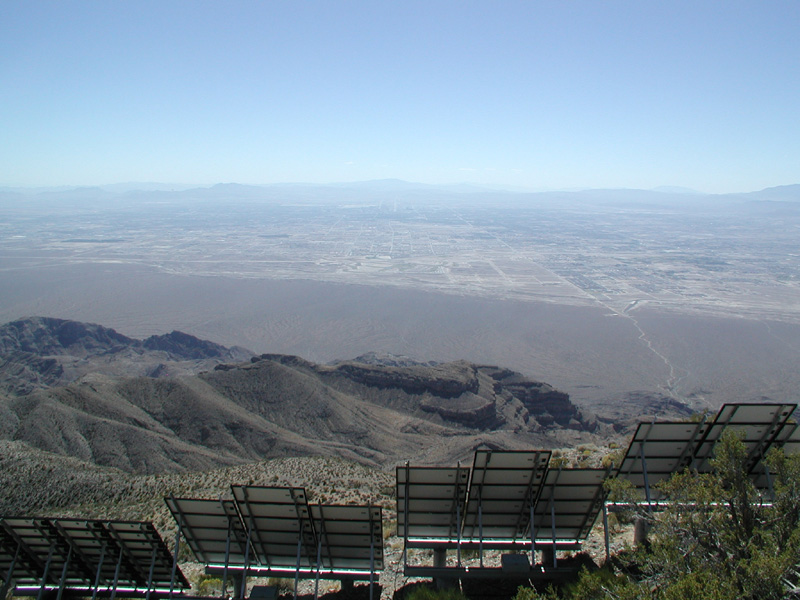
[[396, 465, 470, 547], [461, 450, 550, 546], [0, 517, 187, 596], [231, 485, 317, 571], [532, 468, 608, 543], [309, 504, 383, 572], [166, 497, 249, 566], [616, 420, 710, 502], [693, 403, 796, 475]]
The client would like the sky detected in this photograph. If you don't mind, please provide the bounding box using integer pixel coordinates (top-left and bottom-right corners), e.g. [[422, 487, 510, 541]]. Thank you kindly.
[[1, 1, 798, 194]]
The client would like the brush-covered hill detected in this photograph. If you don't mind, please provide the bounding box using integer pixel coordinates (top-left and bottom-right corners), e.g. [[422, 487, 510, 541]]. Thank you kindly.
[[0, 318, 609, 475], [1, 354, 603, 474]]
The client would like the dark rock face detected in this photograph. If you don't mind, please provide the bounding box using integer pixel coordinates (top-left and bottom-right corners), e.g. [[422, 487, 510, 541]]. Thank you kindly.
[[143, 330, 229, 359], [0, 317, 133, 357], [0, 317, 253, 396], [331, 362, 480, 398], [485, 367, 596, 431]]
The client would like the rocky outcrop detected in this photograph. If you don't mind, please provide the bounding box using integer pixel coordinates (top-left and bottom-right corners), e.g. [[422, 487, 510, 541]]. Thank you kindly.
[[330, 361, 480, 398], [485, 367, 596, 431], [0, 317, 253, 396]]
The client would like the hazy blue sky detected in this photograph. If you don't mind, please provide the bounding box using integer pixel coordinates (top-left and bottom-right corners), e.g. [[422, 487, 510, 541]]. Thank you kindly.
[[2, 1, 798, 193]]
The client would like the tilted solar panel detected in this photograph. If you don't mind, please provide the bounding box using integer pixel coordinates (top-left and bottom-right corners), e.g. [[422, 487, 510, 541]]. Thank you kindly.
[[310, 505, 383, 571], [461, 450, 550, 544], [396, 465, 469, 543], [231, 486, 316, 569], [694, 403, 796, 474], [616, 420, 709, 501], [532, 468, 608, 542], [166, 497, 249, 566], [0, 517, 188, 595]]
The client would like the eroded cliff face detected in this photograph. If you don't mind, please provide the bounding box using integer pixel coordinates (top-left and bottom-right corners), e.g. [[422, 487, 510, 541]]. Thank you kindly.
[[258, 354, 597, 434]]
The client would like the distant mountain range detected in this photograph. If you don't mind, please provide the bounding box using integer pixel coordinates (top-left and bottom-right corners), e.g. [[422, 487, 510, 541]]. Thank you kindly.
[[2, 180, 798, 200]]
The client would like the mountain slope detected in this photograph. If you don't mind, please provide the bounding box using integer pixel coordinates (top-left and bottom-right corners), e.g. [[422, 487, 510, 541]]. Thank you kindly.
[[1, 354, 604, 474], [0, 316, 253, 395]]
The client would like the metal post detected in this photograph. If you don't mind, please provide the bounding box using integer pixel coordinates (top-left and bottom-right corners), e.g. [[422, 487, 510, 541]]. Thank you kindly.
[[640, 445, 652, 507], [36, 543, 56, 600], [293, 536, 302, 600], [765, 464, 776, 502], [1, 541, 21, 600], [369, 527, 375, 600], [109, 547, 124, 600], [456, 498, 462, 568], [169, 516, 183, 599], [90, 542, 107, 600], [550, 503, 557, 569], [55, 545, 73, 600], [222, 520, 232, 600], [530, 503, 536, 566], [602, 504, 610, 562], [478, 502, 483, 568], [402, 462, 410, 571], [313, 537, 323, 600], [144, 545, 158, 600], [239, 516, 254, 600]]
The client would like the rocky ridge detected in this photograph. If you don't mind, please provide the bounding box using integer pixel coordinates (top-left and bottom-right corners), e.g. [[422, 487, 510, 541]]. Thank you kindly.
[[0, 316, 253, 395]]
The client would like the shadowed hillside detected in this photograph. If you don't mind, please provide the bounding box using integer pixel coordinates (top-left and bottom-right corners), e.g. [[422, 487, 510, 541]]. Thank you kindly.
[[0, 316, 253, 395]]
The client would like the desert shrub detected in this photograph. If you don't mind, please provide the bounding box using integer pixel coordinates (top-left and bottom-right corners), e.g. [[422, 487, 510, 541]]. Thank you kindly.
[[403, 585, 467, 600]]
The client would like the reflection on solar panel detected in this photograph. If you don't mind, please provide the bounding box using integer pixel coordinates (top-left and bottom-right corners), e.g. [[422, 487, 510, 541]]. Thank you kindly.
[[396, 465, 469, 544], [461, 450, 550, 545], [533, 468, 608, 544], [0, 517, 187, 599], [166, 497, 248, 566], [309, 505, 383, 571]]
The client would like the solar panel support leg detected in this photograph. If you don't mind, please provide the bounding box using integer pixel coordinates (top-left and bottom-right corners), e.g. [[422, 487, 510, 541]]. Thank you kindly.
[[369, 529, 375, 600], [765, 464, 776, 502], [36, 543, 56, 600], [478, 504, 484, 568], [109, 547, 125, 600], [550, 503, 557, 569], [602, 503, 610, 562], [456, 499, 462, 568], [529, 503, 536, 565], [169, 518, 183, 599], [239, 516, 255, 600], [640, 446, 652, 507], [293, 536, 302, 600], [55, 545, 73, 600], [222, 520, 233, 600], [144, 543, 159, 600], [90, 542, 107, 600], [314, 538, 323, 600], [1, 541, 21, 600]]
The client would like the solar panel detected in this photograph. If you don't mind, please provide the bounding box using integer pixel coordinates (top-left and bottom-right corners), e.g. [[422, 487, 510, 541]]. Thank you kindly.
[[616, 421, 709, 501], [532, 468, 608, 543], [103, 521, 187, 590], [309, 505, 383, 571], [694, 403, 796, 474], [0, 518, 187, 596], [461, 450, 550, 544], [778, 422, 800, 456], [396, 465, 469, 544], [231, 486, 316, 570], [166, 497, 248, 565]]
